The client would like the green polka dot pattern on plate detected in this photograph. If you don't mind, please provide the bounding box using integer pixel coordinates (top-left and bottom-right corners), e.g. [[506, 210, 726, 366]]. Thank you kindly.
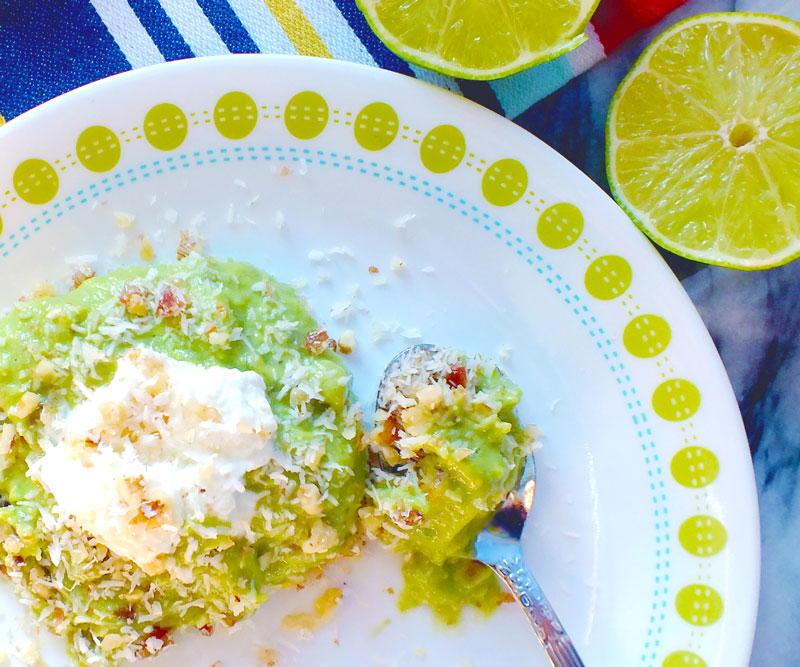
[[284, 91, 328, 140], [419, 124, 465, 173], [675, 584, 723, 626], [678, 515, 727, 557], [671, 447, 719, 488], [481, 158, 527, 207], [584, 255, 632, 300], [537, 203, 583, 249], [214, 91, 257, 140], [662, 651, 708, 667], [354, 102, 398, 151], [76, 126, 121, 172], [13, 159, 59, 205], [143, 103, 188, 151], [652, 379, 701, 421], [623, 314, 671, 358]]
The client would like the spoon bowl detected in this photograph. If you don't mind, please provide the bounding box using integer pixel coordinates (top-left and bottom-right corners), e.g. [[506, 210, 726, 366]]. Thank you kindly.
[[377, 344, 585, 667]]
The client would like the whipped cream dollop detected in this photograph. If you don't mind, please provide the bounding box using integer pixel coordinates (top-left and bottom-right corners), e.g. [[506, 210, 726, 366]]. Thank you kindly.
[[35, 348, 280, 573]]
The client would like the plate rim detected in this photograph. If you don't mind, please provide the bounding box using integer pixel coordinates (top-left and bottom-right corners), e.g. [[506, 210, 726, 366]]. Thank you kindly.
[[0, 53, 761, 665]]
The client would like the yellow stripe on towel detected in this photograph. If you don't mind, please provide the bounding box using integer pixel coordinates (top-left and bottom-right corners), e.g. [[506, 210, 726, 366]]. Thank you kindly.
[[263, 0, 332, 58]]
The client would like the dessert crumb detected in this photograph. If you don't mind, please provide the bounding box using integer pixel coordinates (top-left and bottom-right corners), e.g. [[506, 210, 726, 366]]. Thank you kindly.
[[338, 330, 357, 355], [114, 211, 135, 228], [256, 647, 281, 666], [177, 230, 203, 260], [72, 265, 96, 289], [280, 588, 343, 639], [32, 281, 56, 298], [139, 235, 154, 262]]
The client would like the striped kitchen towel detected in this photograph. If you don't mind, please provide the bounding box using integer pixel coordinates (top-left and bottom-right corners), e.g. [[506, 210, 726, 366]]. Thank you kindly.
[[0, 0, 687, 126]]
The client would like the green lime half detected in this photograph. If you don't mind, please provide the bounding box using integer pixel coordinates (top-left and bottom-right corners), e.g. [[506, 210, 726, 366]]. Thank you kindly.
[[607, 13, 800, 270], [356, 0, 600, 80]]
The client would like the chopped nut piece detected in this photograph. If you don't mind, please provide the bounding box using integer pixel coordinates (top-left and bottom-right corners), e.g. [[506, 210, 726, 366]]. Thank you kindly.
[[15, 391, 40, 419], [139, 499, 165, 521], [280, 166, 293, 177], [177, 230, 203, 260], [139, 235, 155, 262], [100, 634, 126, 652], [72, 265, 96, 289], [3, 535, 23, 554], [304, 329, 337, 355], [199, 624, 214, 637], [358, 506, 383, 536], [376, 413, 401, 443], [368, 266, 379, 274], [115, 605, 136, 621], [208, 331, 230, 346], [415, 384, 443, 410], [0, 423, 15, 457], [156, 284, 188, 318], [32, 281, 57, 298], [393, 507, 423, 527], [337, 329, 356, 355], [119, 284, 150, 317], [297, 483, 323, 516], [32, 359, 55, 380], [301, 519, 338, 554], [135, 626, 172, 658], [289, 387, 309, 408]]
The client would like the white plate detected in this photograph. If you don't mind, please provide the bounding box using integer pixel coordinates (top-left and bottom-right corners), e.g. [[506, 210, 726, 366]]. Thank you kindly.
[[0, 56, 759, 667]]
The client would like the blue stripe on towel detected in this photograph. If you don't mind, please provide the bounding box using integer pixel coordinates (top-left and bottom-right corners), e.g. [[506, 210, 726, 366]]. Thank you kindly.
[[0, 0, 131, 120], [196, 0, 260, 54], [127, 0, 195, 61], [330, 0, 414, 76]]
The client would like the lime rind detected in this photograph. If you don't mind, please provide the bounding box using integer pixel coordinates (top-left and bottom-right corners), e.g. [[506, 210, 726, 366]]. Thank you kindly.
[[606, 12, 800, 271], [356, 0, 600, 81]]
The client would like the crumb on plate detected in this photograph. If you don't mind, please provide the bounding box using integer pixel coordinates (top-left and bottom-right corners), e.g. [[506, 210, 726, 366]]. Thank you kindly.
[[338, 330, 356, 355]]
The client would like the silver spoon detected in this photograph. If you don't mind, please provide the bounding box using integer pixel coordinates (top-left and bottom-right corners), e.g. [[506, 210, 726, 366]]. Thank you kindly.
[[377, 344, 585, 667]]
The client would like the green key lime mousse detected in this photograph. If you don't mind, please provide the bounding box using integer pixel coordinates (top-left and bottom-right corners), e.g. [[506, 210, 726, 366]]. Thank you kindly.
[[0, 255, 364, 665], [362, 347, 534, 623]]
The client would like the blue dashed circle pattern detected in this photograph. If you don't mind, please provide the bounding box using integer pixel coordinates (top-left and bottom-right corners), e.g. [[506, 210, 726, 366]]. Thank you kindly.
[[2, 143, 671, 666]]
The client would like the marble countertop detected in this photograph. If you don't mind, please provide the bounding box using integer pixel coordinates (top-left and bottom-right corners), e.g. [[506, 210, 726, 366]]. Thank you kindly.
[[520, 1, 797, 664]]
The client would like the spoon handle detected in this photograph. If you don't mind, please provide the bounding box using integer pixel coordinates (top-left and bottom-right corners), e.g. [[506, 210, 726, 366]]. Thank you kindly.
[[489, 550, 586, 667]]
